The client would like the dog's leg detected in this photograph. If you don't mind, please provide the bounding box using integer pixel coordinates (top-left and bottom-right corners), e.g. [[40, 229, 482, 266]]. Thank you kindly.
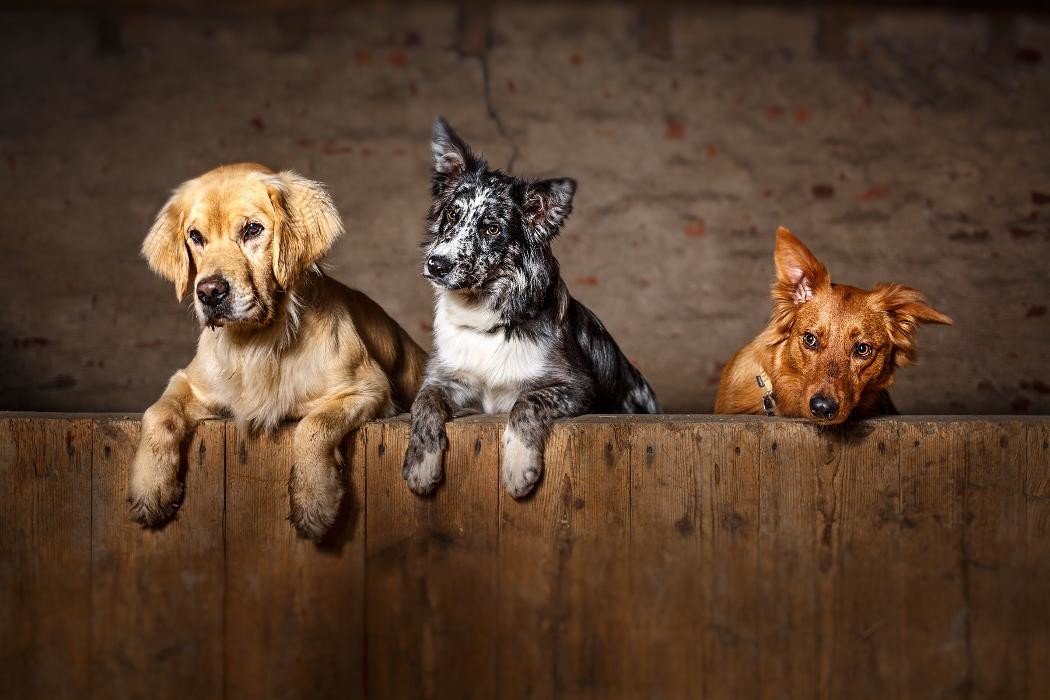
[[289, 385, 389, 541], [402, 382, 462, 495], [503, 383, 591, 498], [128, 372, 210, 526]]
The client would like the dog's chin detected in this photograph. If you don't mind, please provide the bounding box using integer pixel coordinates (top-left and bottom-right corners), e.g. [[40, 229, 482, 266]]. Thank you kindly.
[[809, 413, 850, 427], [425, 274, 474, 292], [197, 307, 265, 330]]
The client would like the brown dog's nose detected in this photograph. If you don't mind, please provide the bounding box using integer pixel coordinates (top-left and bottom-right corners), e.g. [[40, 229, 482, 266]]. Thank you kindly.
[[196, 276, 229, 307], [809, 394, 839, 420]]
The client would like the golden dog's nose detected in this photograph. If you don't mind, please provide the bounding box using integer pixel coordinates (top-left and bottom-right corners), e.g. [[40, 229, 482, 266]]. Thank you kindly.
[[196, 276, 229, 307]]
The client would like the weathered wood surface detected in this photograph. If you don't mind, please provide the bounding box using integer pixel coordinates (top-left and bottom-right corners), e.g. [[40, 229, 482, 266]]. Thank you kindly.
[[0, 413, 1048, 699]]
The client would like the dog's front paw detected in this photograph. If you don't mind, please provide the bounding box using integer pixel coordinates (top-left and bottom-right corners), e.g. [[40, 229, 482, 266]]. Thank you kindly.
[[502, 427, 543, 499], [401, 442, 443, 493], [288, 460, 344, 542], [402, 437, 445, 496], [128, 455, 184, 527]]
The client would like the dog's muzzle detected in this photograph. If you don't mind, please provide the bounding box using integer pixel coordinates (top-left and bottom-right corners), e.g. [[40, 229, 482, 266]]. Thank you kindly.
[[195, 275, 234, 325], [197, 276, 229, 307], [424, 255, 460, 287], [809, 394, 840, 421]]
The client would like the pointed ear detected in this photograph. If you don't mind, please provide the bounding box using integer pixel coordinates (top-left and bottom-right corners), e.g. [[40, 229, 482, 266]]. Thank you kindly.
[[431, 117, 478, 194], [773, 226, 830, 305], [267, 171, 344, 289], [142, 184, 195, 301], [524, 178, 576, 241], [871, 283, 953, 367]]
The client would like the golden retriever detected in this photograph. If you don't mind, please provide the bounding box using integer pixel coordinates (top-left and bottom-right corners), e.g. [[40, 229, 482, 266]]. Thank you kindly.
[[129, 163, 426, 540]]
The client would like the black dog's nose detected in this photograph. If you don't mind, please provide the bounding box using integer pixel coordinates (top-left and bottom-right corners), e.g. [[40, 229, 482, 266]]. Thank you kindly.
[[809, 394, 839, 419], [196, 276, 229, 307], [426, 255, 454, 277]]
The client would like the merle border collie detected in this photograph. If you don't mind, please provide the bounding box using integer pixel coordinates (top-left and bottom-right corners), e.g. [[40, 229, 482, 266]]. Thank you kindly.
[[402, 118, 660, 498]]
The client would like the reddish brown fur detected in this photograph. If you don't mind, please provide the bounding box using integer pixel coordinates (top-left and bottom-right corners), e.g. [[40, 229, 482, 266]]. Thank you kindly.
[[714, 227, 952, 424]]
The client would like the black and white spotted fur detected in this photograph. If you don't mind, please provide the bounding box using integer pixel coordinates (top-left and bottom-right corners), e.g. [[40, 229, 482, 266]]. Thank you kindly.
[[402, 118, 660, 498]]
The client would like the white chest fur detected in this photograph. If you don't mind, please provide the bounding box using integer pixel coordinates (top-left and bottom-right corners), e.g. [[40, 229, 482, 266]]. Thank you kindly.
[[432, 293, 549, 413], [197, 329, 329, 429]]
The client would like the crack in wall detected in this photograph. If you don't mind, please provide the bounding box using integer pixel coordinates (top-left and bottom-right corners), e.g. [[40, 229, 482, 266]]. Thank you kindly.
[[456, 4, 519, 172], [477, 54, 520, 172]]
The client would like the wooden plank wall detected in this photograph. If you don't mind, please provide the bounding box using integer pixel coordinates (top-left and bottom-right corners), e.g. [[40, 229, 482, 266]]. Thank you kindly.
[[0, 414, 1047, 699]]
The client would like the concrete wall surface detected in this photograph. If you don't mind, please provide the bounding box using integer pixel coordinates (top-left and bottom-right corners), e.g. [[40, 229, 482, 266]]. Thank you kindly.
[[1, 3, 1048, 414]]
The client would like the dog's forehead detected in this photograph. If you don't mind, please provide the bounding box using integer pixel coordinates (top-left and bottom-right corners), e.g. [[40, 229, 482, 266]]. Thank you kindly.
[[801, 288, 890, 340], [456, 173, 513, 203], [184, 171, 275, 229]]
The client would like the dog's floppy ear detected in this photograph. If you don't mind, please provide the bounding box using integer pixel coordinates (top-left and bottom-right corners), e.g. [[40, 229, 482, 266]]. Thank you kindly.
[[431, 117, 479, 195], [267, 171, 344, 289], [525, 178, 576, 242], [870, 283, 953, 367], [773, 226, 830, 305], [142, 184, 196, 301]]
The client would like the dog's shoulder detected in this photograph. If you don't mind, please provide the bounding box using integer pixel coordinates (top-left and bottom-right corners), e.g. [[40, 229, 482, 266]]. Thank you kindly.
[[561, 294, 624, 367], [312, 274, 426, 388], [560, 293, 660, 413]]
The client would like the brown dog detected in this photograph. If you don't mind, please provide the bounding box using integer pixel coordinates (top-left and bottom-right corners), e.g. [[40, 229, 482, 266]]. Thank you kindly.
[[129, 163, 426, 539], [715, 227, 952, 423]]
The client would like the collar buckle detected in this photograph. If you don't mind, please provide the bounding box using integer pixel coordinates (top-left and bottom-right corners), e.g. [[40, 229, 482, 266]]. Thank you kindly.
[[756, 373, 776, 417]]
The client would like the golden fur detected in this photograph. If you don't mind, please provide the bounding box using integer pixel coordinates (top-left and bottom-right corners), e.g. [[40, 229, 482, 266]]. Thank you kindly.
[[715, 227, 952, 424], [129, 163, 425, 540]]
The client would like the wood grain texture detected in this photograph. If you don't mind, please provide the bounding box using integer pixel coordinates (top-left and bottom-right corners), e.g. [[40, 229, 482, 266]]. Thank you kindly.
[[627, 420, 702, 698], [701, 420, 762, 699], [223, 422, 365, 699], [757, 420, 819, 699], [90, 419, 225, 700], [0, 414, 1047, 700], [963, 421, 1027, 698], [897, 421, 969, 699], [822, 421, 902, 699], [564, 421, 632, 699], [1024, 422, 1050, 700], [0, 417, 92, 700], [366, 417, 499, 699], [496, 419, 575, 700], [496, 420, 634, 700]]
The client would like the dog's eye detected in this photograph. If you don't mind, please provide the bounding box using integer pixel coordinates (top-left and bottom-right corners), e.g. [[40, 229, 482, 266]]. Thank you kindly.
[[803, 332, 818, 349], [189, 229, 204, 246], [855, 342, 873, 358], [242, 222, 263, 241], [445, 208, 458, 223], [485, 224, 501, 236]]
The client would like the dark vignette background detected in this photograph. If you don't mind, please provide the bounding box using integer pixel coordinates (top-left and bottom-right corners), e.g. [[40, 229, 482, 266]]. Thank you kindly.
[[0, 0, 1047, 414]]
